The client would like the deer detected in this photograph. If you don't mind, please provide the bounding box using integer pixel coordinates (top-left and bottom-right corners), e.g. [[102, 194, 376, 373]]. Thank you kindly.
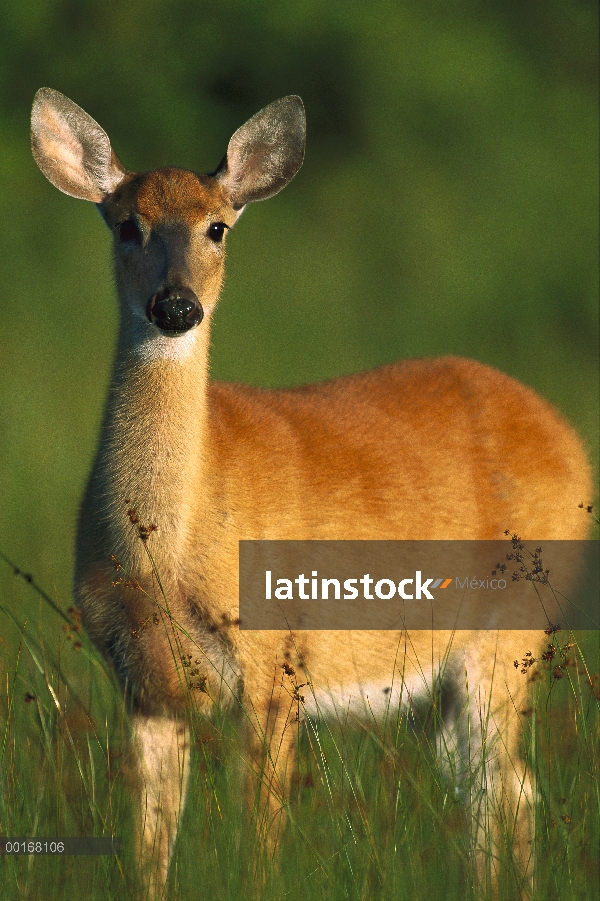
[[31, 87, 591, 899]]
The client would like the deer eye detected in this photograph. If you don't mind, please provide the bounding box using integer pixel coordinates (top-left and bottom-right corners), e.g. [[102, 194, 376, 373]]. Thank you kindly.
[[207, 222, 228, 243], [118, 219, 141, 245]]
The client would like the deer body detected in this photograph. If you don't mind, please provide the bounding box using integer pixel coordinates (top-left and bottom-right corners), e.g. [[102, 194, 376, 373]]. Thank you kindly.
[[31, 88, 591, 898]]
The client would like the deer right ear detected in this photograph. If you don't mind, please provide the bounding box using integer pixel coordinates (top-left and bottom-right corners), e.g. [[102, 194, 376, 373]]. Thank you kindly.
[[216, 96, 306, 210], [31, 88, 129, 202]]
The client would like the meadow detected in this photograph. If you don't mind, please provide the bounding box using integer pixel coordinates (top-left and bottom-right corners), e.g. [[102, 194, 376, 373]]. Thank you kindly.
[[0, 1, 598, 898], [0, 556, 598, 899]]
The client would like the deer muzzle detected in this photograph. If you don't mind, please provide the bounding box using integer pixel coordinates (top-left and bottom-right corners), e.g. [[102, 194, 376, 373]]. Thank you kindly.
[[147, 286, 204, 335]]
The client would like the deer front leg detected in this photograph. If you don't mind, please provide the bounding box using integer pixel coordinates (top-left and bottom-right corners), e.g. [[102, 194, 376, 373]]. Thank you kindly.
[[242, 676, 300, 885], [131, 713, 190, 900]]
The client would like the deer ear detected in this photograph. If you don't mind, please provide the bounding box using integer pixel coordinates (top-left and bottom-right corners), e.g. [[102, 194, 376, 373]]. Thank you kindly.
[[31, 88, 129, 202], [216, 96, 305, 210]]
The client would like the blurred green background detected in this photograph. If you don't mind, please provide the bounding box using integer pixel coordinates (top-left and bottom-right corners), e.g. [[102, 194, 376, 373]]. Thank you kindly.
[[0, 0, 598, 613]]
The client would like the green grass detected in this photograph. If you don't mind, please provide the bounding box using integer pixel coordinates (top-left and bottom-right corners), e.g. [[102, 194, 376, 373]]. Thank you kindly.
[[1, 559, 598, 901]]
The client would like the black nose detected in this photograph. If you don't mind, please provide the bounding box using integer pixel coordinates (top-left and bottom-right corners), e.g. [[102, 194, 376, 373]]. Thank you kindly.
[[147, 287, 204, 335]]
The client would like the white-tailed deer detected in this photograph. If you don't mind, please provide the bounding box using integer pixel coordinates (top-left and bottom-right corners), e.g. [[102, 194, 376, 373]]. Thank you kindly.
[[31, 87, 591, 899]]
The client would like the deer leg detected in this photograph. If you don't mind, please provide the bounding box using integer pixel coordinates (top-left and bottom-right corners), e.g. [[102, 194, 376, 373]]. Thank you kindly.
[[241, 683, 299, 884], [131, 713, 191, 900], [459, 667, 534, 900]]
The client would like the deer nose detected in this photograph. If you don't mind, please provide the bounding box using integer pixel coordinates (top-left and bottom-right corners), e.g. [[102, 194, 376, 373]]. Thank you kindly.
[[147, 287, 204, 335]]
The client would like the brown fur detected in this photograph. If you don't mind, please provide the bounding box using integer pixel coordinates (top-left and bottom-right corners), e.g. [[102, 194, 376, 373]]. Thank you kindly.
[[136, 169, 229, 225], [31, 88, 592, 899]]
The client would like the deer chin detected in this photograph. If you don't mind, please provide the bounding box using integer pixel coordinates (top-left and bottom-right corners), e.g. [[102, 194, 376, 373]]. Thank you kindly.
[[133, 325, 200, 363]]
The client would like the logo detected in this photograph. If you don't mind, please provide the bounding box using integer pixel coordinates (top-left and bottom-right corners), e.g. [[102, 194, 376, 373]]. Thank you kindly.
[[265, 571, 453, 601]]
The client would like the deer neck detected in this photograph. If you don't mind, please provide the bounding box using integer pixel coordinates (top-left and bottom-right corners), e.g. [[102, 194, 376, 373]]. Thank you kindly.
[[86, 321, 213, 586]]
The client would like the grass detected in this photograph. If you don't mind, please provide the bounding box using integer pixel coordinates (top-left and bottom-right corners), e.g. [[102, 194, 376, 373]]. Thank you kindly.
[[0, 550, 598, 901]]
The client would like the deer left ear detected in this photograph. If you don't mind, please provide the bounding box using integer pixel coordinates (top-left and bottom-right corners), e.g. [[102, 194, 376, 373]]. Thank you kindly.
[[216, 96, 305, 210], [31, 88, 129, 202]]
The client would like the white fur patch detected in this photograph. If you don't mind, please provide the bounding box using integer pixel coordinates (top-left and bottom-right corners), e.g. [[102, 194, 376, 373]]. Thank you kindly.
[[131, 323, 200, 363], [303, 670, 433, 723]]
